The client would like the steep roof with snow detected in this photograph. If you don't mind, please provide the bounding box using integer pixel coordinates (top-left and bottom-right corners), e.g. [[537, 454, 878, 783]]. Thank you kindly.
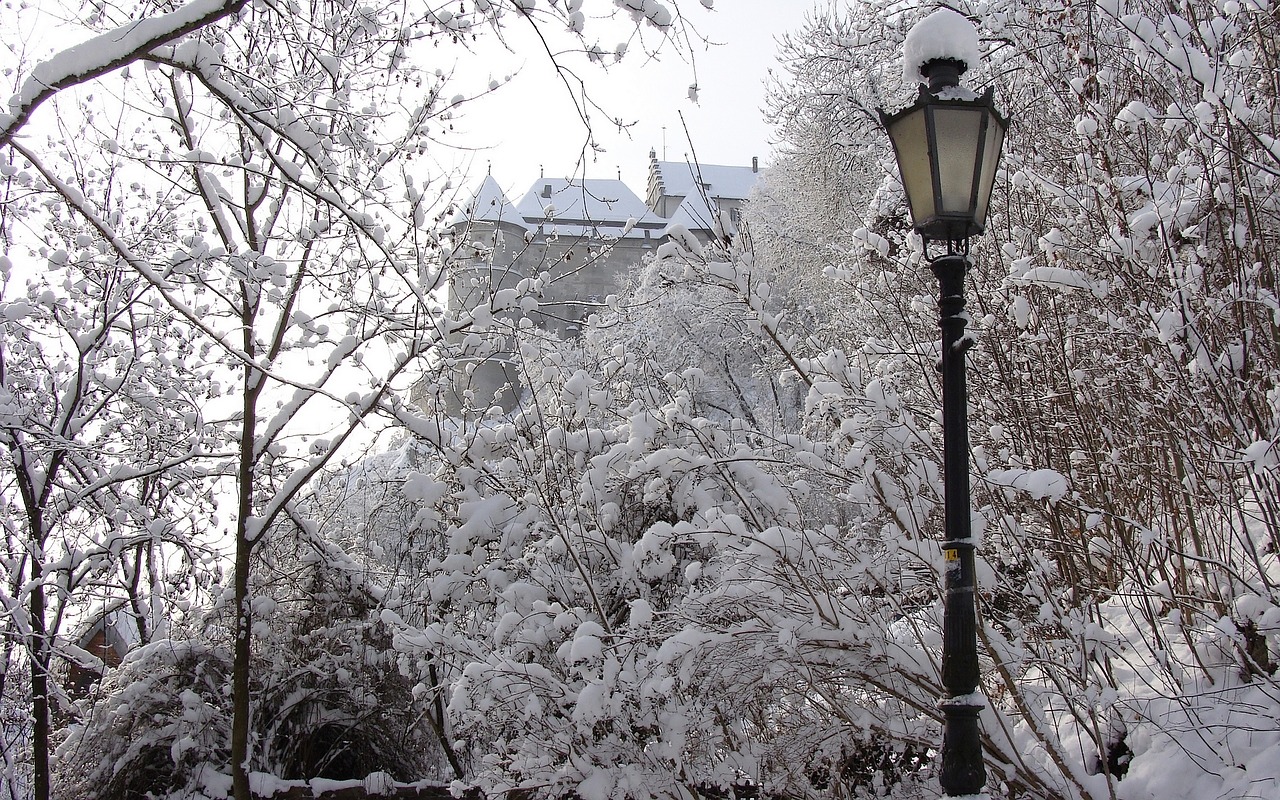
[[450, 175, 524, 227], [648, 158, 760, 205], [513, 178, 662, 239], [451, 159, 759, 242], [516, 178, 653, 225]]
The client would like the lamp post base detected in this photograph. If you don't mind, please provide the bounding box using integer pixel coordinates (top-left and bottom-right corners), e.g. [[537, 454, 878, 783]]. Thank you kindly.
[[940, 700, 986, 797]]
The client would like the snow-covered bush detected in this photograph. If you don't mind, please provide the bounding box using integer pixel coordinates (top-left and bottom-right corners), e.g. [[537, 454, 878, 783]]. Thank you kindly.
[[55, 516, 453, 798], [249, 525, 452, 784], [749, 2, 1280, 798], [56, 640, 232, 800]]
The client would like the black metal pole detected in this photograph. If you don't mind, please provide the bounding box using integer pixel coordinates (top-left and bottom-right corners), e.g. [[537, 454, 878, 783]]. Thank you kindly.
[[931, 253, 986, 797]]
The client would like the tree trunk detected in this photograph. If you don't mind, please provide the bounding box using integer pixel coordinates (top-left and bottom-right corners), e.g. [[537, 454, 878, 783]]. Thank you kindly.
[[29, 561, 49, 800], [232, 327, 261, 800], [14, 464, 53, 800]]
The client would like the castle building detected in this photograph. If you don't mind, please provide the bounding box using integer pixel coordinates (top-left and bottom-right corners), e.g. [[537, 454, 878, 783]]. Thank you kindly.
[[436, 151, 762, 413]]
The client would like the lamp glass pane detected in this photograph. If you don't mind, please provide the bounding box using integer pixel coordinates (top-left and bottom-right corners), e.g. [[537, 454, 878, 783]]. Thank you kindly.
[[931, 106, 984, 216], [974, 115, 1006, 230], [886, 107, 935, 226]]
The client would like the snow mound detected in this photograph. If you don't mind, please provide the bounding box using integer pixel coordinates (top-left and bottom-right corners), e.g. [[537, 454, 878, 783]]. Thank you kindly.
[[903, 8, 982, 85], [986, 467, 1069, 502]]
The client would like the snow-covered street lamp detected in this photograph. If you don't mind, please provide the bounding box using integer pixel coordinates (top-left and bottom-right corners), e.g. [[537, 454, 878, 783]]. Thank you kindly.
[[879, 9, 1007, 799], [882, 10, 1006, 251]]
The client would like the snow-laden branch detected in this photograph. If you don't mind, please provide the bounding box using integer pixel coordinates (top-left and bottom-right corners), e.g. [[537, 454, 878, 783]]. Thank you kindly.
[[242, 345, 427, 545], [9, 139, 257, 366], [8, 139, 437, 419], [147, 47, 445, 310], [1, 0, 247, 148]]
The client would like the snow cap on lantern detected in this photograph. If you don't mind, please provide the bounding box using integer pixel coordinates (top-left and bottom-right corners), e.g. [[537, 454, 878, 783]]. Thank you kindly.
[[902, 8, 982, 85], [882, 6, 1006, 246]]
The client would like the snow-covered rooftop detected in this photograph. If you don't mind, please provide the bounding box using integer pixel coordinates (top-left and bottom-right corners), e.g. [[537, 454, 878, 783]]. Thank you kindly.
[[450, 175, 523, 227], [650, 159, 759, 203], [516, 178, 652, 225], [902, 8, 982, 85], [450, 157, 760, 241]]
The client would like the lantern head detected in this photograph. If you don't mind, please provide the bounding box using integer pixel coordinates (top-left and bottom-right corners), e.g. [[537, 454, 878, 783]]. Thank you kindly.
[[881, 57, 1007, 252]]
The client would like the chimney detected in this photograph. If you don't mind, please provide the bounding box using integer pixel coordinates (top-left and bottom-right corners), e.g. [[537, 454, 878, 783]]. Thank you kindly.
[[541, 184, 551, 198], [752, 156, 759, 173]]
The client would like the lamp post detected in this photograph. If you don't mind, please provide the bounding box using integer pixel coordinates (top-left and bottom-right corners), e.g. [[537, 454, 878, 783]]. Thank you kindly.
[[879, 10, 1007, 799]]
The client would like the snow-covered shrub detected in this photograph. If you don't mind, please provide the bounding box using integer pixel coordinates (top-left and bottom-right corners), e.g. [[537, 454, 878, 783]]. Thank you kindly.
[[56, 640, 232, 800], [374, 264, 961, 797], [752, 2, 1280, 797], [386, 326, 816, 796], [55, 515, 453, 797], [251, 523, 451, 783]]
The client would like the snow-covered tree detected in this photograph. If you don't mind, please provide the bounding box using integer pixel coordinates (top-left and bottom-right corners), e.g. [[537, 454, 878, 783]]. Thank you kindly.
[[0, 219, 219, 798], [2, 0, 718, 797]]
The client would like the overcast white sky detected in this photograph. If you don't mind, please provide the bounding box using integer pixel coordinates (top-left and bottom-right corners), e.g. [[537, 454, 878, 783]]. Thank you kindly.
[[10, 0, 792, 209], [441, 0, 790, 203]]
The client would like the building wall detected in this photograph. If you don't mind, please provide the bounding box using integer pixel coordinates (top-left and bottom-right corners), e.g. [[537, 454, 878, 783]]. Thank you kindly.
[[436, 223, 657, 412]]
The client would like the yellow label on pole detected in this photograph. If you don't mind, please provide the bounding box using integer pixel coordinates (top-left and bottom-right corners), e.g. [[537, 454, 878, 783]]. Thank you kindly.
[[943, 548, 959, 561]]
